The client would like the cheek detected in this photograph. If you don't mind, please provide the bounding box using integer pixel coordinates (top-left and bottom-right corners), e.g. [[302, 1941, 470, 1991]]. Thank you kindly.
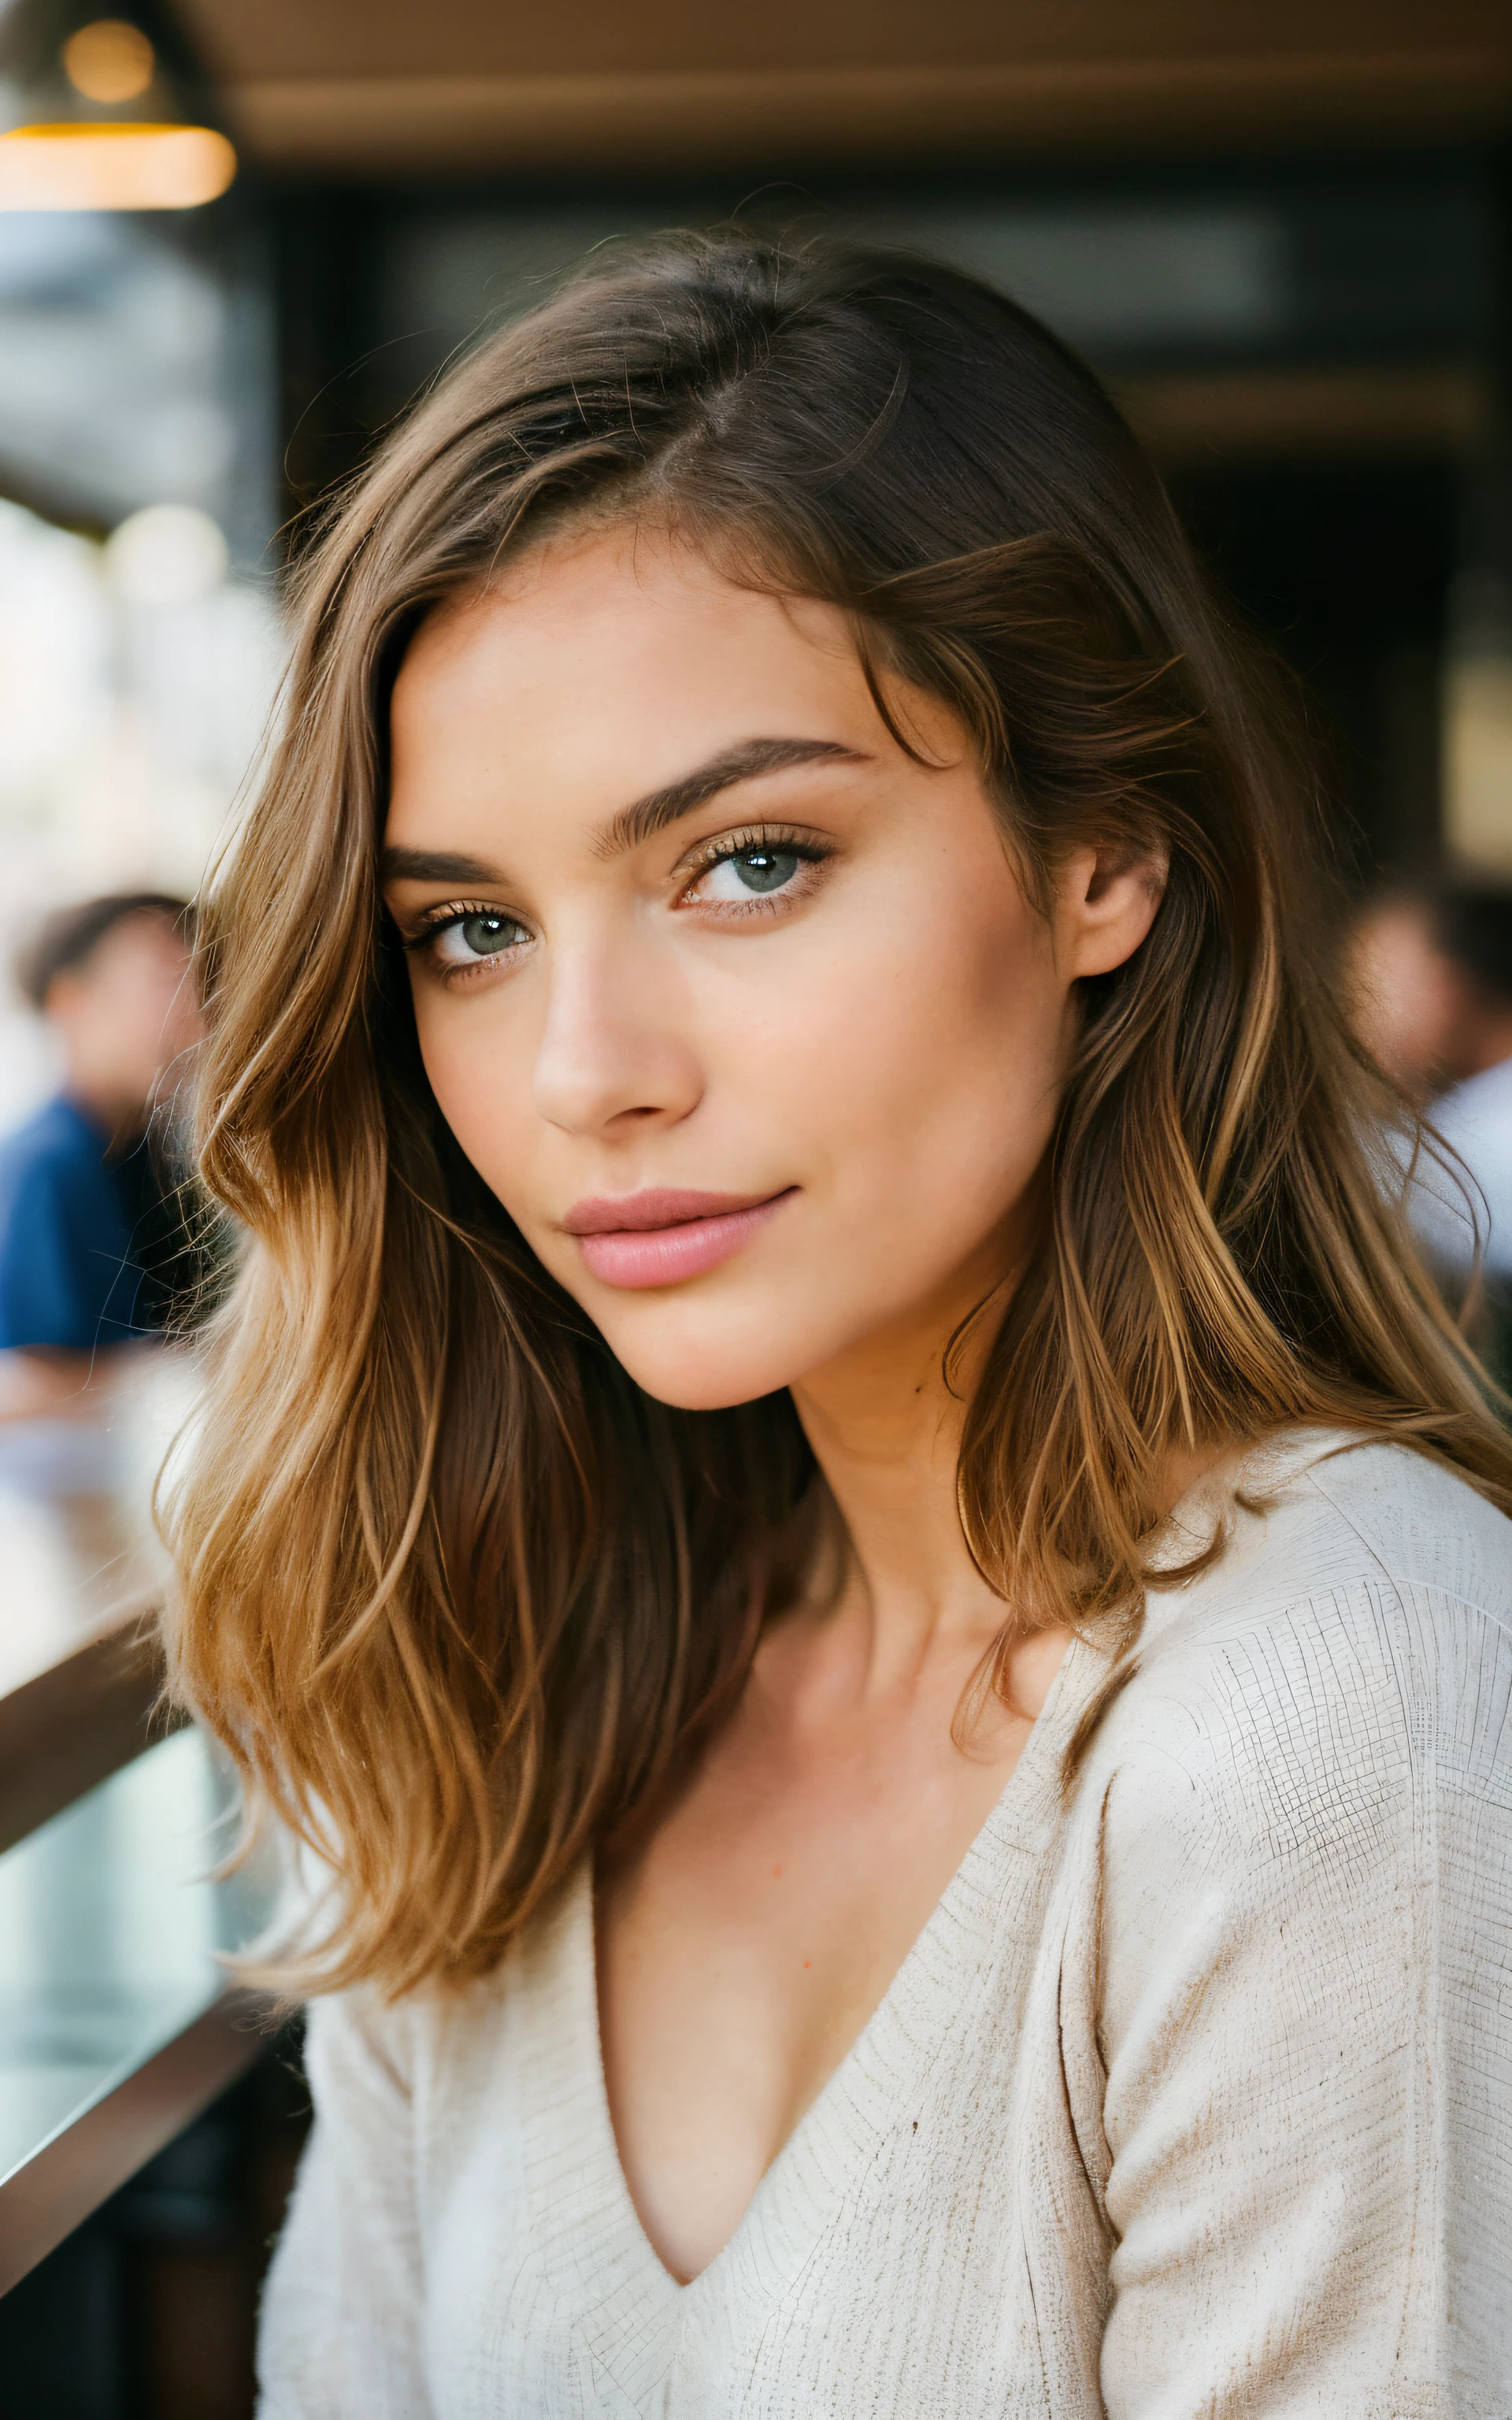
[[410, 993, 532, 1182], [777, 874, 1065, 1207], [598, 915, 1062, 1409], [106, 979, 172, 1060]]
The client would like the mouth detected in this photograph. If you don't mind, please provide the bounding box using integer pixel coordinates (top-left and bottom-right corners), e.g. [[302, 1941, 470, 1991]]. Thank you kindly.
[[561, 1187, 797, 1290]]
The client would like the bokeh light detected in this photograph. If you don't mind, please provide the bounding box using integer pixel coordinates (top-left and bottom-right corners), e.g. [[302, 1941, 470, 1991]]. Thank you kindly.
[[61, 19, 155, 105], [0, 124, 236, 212], [105, 503, 228, 607]]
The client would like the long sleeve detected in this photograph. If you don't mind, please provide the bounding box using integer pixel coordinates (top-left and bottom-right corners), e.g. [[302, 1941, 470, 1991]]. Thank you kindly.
[[258, 1991, 434, 2420], [1092, 1576, 1512, 2419]]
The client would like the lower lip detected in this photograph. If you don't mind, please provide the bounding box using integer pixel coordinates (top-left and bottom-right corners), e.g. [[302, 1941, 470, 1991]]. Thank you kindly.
[[575, 1193, 793, 1290]]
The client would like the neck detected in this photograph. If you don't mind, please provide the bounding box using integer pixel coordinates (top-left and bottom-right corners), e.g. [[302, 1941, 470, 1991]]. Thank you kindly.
[[788, 1268, 1010, 1691], [64, 1075, 146, 1152], [788, 1264, 1236, 1698], [1461, 1005, 1512, 1081]]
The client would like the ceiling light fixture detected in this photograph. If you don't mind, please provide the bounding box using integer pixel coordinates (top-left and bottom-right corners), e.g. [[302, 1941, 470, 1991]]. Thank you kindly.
[[0, 0, 235, 210]]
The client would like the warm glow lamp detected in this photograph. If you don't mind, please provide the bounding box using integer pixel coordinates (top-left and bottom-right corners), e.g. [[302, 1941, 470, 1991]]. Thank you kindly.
[[0, 0, 235, 209]]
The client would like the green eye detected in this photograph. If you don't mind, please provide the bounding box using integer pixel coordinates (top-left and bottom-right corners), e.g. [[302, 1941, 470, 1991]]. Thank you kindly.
[[458, 911, 515, 954], [690, 836, 823, 911], [425, 909, 528, 969], [731, 848, 799, 893]]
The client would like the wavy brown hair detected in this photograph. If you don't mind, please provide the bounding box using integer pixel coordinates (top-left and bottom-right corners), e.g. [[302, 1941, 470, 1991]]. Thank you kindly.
[[161, 230, 1512, 1997]]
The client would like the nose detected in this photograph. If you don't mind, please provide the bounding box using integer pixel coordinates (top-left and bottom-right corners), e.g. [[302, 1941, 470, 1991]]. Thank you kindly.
[[531, 934, 703, 1139]]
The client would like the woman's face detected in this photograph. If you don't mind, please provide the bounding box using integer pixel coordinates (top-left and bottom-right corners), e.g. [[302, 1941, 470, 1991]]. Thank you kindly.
[[384, 526, 1158, 1412]]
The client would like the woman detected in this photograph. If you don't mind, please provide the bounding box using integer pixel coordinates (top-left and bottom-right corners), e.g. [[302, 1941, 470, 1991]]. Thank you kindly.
[[165, 235, 1512, 2415]]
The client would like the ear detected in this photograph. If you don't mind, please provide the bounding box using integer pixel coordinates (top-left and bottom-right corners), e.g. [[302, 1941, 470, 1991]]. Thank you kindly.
[[1054, 841, 1168, 981]]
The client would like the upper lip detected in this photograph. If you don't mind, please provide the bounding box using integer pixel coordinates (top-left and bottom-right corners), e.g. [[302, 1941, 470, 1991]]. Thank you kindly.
[[561, 1187, 788, 1235]]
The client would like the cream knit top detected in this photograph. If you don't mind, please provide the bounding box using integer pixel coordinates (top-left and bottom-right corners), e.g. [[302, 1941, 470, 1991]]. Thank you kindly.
[[258, 1432, 1512, 2418]]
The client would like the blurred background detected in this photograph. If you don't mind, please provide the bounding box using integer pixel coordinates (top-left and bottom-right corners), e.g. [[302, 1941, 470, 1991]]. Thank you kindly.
[[0, 2, 1510, 2412]]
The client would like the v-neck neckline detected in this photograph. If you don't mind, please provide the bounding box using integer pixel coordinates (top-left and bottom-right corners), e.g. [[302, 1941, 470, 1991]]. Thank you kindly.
[[556, 1628, 1098, 2317], [508, 1431, 1328, 2400]]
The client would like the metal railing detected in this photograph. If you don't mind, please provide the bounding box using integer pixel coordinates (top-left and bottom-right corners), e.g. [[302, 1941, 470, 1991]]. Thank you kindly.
[[0, 1359, 272, 2296]]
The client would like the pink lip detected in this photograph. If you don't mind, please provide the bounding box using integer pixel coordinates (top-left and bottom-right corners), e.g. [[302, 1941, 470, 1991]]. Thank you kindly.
[[561, 1187, 795, 1290]]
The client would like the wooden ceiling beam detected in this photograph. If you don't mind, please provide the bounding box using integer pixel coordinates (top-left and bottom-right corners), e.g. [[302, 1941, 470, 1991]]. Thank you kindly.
[[224, 49, 1512, 176]]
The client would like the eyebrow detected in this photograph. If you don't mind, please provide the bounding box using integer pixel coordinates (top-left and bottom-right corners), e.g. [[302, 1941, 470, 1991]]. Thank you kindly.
[[593, 737, 868, 859], [380, 845, 503, 885], [379, 736, 867, 889]]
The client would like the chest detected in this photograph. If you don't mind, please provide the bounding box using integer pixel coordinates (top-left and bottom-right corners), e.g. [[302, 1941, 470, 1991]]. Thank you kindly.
[[595, 1709, 1032, 2281], [416, 1854, 1091, 2420]]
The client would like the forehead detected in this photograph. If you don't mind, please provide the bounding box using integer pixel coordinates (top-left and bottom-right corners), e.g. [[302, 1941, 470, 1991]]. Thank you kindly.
[[386, 529, 876, 833], [403, 521, 850, 676], [80, 914, 185, 976]]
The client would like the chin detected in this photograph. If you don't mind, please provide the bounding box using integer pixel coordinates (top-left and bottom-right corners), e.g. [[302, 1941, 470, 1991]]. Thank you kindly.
[[586, 1303, 819, 1414], [609, 1350, 800, 1416]]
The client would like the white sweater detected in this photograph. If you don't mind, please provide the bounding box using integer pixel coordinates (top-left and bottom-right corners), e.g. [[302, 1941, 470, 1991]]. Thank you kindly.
[[258, 1432, 1512, 2418]]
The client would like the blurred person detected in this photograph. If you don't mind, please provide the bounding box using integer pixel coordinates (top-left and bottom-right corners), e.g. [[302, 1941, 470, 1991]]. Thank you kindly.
[[1351, 883, 1512, 1351], [1347, 885, 1470, 1104], [1416, 885, 1512, 1277], [0, 893, 199, 1420], [160, 237, 1512, 2414]]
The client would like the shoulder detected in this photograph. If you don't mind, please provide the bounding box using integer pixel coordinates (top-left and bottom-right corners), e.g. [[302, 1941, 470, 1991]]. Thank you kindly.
[[1143, 1427, 1511, 1657], [0, 1097, 109, 1207], [300, 1869, 583, 2113], [1073, 1439, 1512, 2126], [1433, 1056, 1512, 1152], [1431, 1067, 1512, 1253], [1089, 1432, 1512, 1851], [1296, 1432, 1511, 1619]]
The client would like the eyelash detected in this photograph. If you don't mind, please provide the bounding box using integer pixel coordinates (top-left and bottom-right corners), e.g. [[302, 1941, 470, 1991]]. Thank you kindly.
[[401, 822, 835, 985], [400, 900, 528, 988], [676, 823, 833, 913]]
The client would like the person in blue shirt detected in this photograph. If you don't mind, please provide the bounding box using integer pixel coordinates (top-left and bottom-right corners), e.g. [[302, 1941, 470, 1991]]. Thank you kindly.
[[0, 892, 199, 1419]]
